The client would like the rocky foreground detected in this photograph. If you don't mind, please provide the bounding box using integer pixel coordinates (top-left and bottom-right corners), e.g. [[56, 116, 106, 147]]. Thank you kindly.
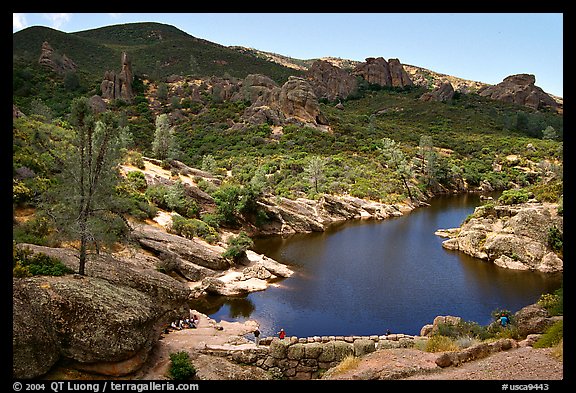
[[13, 158, 423, 379], [13, 158, 562, 379]]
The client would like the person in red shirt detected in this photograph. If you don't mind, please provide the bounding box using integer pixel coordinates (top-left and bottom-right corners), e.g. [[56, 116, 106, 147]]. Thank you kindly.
[[278, 328, 286, 339]]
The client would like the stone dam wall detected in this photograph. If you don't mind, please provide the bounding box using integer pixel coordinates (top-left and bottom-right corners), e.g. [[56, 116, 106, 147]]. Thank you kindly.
[[201, 333, 426, 380]]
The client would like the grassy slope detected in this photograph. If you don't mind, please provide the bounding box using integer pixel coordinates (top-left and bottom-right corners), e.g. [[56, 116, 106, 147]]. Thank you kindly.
[[13, 22, 301, 85]]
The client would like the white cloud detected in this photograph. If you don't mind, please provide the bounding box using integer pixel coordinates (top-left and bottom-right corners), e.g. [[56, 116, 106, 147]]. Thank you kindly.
[[42, 13, 73, 29], [108, 13, 123, 19], [13, 13, 27, 31]]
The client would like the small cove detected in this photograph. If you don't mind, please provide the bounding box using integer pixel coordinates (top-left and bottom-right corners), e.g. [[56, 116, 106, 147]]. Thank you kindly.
[[195, 193, 562, 338]]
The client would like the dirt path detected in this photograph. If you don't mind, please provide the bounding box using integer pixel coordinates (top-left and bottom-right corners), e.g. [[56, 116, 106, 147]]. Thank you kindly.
[[134, 312, 260, 380], [136, 311, 563, 382], [403, 346, 563, 380], [325, 344, 563, 381]]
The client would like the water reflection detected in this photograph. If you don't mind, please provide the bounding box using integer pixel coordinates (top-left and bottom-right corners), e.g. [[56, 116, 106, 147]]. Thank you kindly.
[[189, 295, 255, 318], [199, 193, 562, 337]]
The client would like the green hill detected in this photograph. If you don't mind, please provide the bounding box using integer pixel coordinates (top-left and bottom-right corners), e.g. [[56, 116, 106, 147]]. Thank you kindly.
[[13, 22, 301, 85]]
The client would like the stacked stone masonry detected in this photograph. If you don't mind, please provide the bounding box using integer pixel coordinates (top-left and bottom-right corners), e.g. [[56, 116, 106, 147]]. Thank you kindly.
[[201, 334, 425, 380]]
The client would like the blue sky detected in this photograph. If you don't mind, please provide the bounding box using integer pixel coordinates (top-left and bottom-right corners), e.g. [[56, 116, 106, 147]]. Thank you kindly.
[[13, 13, 563, 97]]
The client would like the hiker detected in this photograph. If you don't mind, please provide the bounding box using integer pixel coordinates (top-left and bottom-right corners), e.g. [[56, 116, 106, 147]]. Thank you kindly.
[[500, 313, 510, 328], [254, 328, 261, 345], [278, 328, 286, 339]]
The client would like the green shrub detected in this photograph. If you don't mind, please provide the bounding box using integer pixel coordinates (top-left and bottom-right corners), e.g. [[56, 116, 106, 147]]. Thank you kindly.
[[145, 183, 199, 218], [538, 287, 563, 316], [436, 320, 490, 341], [222, 231, 254, 262], [533, 320, 563, 348], [126, 170, 148, 192], [168, 351, 196, 380], [547, 226, 563, 255], [13, 215, 52, 246], [498, 188, 532, 205], [13, 246, 73, 277], [425, 335, 460, 352], [170, 215, 219, 243], [200, 213, 222, 230]]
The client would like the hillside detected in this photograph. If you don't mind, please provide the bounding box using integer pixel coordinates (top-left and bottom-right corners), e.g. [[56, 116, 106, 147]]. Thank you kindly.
[[229, 46, 564, 106], [12, 21, 564, 380], [13, 22, 300, 85]]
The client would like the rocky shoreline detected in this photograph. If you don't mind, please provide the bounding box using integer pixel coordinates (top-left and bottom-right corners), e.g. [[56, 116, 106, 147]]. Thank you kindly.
[[13, 159, 562, 379], [13, 159, 426, 379], [436, 200, 563, 273]]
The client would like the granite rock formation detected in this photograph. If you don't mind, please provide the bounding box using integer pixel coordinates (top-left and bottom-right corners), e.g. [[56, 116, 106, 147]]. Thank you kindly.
[[38, 41, 77, 75], [436, 201, 563, 273], [419, 80, 455, 102], [353, 57, 413, 88], [12, 244, 191, 379], [478, 74, 559, 111], [101, 52, 134, 102], [241, 75, 328, 128], [305, 60, 358, 101]]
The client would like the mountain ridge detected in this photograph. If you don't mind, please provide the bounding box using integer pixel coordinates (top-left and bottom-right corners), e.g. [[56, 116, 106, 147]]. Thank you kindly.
[[14, 21, 562, 104]]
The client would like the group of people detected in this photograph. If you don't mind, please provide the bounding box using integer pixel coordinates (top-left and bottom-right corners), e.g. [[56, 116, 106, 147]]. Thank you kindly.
[[166, 311, 200, 332]]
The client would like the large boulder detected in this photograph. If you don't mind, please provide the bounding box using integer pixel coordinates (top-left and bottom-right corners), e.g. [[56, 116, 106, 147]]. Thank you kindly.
[[438, 202, 563, 272], [13, 244, 191, 379], [419, 81, 455, 102], [306, 60, 358, 101], [133, 223, 230, 271], [478, 74, 559, 111], [353, 57, 413, 88], [513, 303, 562, 337], [353, 57, 392, 86], [278, 76, 328, 126], [388, 58, 414, 88]]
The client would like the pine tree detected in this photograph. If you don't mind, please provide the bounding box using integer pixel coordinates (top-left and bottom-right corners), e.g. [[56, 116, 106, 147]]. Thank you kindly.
[[42, 97, 129, 275], [304, 156, 327, 194], [152, 113, 177, 161], [379, 138, 414, 202]]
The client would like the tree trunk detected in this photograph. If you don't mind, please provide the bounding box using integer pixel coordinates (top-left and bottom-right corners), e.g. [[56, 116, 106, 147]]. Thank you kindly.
[[78, 225, 88, 276], [401, 175, 414, 202]]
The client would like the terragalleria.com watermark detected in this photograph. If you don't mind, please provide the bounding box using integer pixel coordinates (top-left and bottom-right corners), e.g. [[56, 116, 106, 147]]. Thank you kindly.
[[13, 382, 199, 393]]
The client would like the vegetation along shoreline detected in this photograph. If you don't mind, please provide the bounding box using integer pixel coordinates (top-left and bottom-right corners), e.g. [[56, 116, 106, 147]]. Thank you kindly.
[[13, 21, 562, 380]]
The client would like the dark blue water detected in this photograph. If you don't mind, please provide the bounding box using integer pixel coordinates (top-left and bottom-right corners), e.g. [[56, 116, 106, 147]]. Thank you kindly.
[[197, 193, 562, 338]]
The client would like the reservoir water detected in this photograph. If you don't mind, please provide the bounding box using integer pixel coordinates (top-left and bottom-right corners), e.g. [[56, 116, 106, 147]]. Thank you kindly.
[[196, 193, 562, 338]]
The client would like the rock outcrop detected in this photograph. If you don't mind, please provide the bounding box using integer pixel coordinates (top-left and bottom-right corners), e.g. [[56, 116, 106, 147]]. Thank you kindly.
[[478, 74, 560, 111], [419, 80, 455, 102], [256, 194, 413, 235], [353, 57, 413, 88], [38, 41, 77, 75], [388, 58, 414, 88], [305, 60, 358, 101], [436, 201, 563, 272], [13, 244, 191, 379], [278, 76, 328, 125], [101, 52, 134, 102], [241, 75, 328, 128], [131, 222, 293, 297]]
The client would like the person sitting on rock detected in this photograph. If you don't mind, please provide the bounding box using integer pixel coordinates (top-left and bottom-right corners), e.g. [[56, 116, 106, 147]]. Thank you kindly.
[[278, 328, 286, 339], [192, 314, 199, 328]]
